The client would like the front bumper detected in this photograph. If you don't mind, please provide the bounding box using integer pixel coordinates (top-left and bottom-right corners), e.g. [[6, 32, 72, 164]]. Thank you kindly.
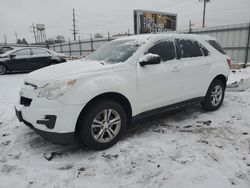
[[15, 81, 85, 145], [15, 85, 85, 145], [15, 108, 75, 145]]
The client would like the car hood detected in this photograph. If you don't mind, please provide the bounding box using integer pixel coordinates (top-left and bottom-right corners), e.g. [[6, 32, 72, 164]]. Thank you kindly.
[[25, 59, 113, 87]]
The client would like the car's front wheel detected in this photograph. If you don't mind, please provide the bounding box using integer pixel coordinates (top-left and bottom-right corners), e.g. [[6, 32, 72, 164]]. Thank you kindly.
[[78, 100, 126, 150], [201, 79, 225, 111], [0, 65, 7, 75]]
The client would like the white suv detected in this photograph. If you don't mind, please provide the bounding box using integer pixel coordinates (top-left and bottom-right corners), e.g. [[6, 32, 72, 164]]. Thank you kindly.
[[15, 34, 230, 150]]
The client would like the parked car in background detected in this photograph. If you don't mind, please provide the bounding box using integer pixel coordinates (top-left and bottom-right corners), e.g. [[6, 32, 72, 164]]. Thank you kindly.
[[0, 46, 14, 54], [0, 47, 66, 75], [15, 34, 230, 150]]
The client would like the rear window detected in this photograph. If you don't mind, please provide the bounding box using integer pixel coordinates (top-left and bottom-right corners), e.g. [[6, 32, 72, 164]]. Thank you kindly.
[[207, 40, 226, 55]]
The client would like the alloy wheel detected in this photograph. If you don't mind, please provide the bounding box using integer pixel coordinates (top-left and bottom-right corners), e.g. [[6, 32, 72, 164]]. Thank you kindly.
[[91, 109, 121, 143], [211, 85, 223, 106]]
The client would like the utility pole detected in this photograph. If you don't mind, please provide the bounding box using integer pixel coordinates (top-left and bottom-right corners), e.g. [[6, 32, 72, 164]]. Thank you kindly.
[[31, 23, 37, 43], [189, 20, 195, 33], [72, 8, 78, 40], [244, 20, 250, 68], [189, 20, 192, 33], [15, 32, 18, 43], [4, 34, 7, 46], [199, 0, 210, 27]]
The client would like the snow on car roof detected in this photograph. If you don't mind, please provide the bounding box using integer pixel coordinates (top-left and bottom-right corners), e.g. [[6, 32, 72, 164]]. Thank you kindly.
[[115, 33, 216, 44], [0, 47, 50, 57], [115, 34, 155, 44]]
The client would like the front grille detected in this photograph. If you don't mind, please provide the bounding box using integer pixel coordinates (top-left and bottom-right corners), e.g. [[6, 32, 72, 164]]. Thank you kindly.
[[20, 97, 32, 107]]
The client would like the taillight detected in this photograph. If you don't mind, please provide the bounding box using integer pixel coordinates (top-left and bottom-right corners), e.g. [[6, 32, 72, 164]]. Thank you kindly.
[[227, 58, 231, 68]]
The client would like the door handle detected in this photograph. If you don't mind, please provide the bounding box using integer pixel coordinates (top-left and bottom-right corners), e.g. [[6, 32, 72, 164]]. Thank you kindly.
[[172, 66, 180, 72]]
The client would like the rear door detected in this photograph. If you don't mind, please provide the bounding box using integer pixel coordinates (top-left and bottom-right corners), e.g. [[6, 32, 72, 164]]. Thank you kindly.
[[8, 48, 32, 71], [30, 48, 51, 70], [137, 39, 182, 112], [175, 39, 211, 100]]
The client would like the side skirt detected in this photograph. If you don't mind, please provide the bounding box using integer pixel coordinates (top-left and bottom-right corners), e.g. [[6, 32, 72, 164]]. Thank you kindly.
[[131, 97, 204, 124]]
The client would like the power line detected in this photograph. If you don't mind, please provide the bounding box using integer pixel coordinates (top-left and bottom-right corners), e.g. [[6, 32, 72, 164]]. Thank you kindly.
[[45, 14, 72, 27]]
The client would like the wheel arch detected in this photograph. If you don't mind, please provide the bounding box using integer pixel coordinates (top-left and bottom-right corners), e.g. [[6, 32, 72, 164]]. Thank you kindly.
[[212, 74, 227, 87], [0, 62, 9, 72], [75, 92, 133, 135], [49, 59, 59, 65]]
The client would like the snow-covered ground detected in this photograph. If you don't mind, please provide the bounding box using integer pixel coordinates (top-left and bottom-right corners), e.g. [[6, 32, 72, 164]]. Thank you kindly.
[[0, 71, 250, 188], [227, 67, 250, 92]]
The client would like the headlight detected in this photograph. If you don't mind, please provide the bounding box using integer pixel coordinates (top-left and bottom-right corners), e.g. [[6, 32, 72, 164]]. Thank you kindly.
[[38, 79, 76, 100]]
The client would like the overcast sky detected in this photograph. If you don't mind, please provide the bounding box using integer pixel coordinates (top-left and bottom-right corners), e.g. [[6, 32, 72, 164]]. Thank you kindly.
[[0, 0, 250, 43]]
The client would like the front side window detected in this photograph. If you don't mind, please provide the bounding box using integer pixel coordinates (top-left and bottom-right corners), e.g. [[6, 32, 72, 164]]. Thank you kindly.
[[177, 39, 203, 58], [13, 49, 31, 56], [146, 40, 176, 61], [85, 39, 141, 64]]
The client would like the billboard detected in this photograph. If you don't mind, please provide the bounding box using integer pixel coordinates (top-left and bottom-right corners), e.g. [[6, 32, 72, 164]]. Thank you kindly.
[[134, 9, 177, 34]]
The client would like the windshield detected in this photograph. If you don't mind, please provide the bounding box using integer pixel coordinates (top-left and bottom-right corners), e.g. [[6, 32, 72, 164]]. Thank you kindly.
[[85, 39, 140, 64]]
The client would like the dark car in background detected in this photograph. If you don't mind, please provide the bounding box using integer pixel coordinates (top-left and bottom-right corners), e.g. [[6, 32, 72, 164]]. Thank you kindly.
[[0, 47, 66, 75], [0, 46, 14, 54]]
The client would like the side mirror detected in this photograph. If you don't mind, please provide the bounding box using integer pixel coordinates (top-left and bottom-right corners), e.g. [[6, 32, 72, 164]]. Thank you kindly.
[[139, 53, 161, 66], [9, 54, 16, 59]]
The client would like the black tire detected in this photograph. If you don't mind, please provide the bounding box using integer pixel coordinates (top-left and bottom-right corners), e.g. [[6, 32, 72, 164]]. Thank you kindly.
[[50, 61, 59, 65], [78, 100, 126, 150], [0, 64, 7, 75], [201, 79, 225, 111]]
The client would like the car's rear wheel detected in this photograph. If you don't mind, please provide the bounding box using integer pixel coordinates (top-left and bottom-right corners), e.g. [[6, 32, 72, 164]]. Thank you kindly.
[[201, 79, 225, 111], [78, 100, 126, 150], [0, 65, 7, 75], [50, 60, 59, 65]]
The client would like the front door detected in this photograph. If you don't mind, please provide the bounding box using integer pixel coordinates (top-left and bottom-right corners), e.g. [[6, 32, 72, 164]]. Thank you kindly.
[[8, 48, 32, 71]]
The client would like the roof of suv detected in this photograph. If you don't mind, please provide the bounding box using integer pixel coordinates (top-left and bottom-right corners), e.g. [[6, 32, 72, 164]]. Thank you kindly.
[[116, 33, 217, 44]]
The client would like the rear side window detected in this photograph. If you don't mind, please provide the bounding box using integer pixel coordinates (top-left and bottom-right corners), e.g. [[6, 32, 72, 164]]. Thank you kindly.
[[32, 49, 50, 56], [207, 40, 226, 55], [199, 44, 210, 56], [147, 40, 176, 61], [177, 39, 203, 58]]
